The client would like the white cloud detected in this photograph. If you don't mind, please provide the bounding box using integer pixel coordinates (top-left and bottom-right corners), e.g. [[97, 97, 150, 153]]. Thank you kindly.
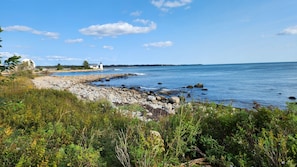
[[278, 25, 297, 35], [103, 45, 114, 50], [0, 52, 32, 65], [65, 38, 84, 43], [0, 51, 17, 58], [3, 25, 59, 39], [130, 11, 142, 17], [134, 19, 150, 24], [79, 20, 156, 37], [0, 51, 29, 58], [143, 41, 173, 48], [46, 55, 83, 61], [151, 0, 192, 11]]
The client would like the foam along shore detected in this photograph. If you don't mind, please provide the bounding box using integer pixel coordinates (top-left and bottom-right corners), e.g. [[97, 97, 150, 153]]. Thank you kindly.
[[31, 74, 180, 119]]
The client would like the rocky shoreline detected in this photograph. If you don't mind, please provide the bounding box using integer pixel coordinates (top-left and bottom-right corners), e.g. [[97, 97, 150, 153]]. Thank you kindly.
[[32, 74, 181, 121]]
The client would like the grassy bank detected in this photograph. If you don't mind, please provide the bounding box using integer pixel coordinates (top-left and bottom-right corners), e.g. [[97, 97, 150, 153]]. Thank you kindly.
[[1, 73, 297, 166]]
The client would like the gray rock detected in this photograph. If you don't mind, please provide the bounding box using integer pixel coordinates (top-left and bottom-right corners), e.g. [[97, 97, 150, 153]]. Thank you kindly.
[[147, 95, 157, 102], [156, 96, 162, 101], [169, 96, 180, 104]]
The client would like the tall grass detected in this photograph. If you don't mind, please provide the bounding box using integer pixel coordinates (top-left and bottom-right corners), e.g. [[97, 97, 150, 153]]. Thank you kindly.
[[1, 74, 297, 166]]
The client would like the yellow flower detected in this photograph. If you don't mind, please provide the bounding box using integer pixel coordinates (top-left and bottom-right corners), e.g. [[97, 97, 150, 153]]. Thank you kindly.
[[4, 127, 12, 136]]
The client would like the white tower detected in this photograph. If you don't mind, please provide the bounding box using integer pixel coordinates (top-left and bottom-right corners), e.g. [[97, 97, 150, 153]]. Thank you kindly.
[[99, 62, 103, 71]]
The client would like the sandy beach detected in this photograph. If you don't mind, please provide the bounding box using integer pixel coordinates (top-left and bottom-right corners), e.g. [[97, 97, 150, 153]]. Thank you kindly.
[[31, 74, 180, 120]]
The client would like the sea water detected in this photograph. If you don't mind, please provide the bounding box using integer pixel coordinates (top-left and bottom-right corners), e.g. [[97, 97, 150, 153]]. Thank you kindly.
[[53, 62, 297, 109]]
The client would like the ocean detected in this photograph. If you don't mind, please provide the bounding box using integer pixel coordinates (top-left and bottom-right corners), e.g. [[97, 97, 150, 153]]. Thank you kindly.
[[53, 62, 297, 109]]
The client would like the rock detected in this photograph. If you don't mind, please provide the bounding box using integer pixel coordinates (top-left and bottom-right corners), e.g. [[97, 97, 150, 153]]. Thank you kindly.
[[194, 83, 204, 88], [105, 78, 110, 81], [289, 96, 296, 100], [156, 96, 162, 101], [146, 112, 153, 117], [146, 91, 155, 95], [147, 95, 157, 102], [167, 108, 175, 114], [32, 75, 181, 119], [187, 93, 191, 98], [159, 89, 171, 95], [157, 95, 167, 102], [169, 96, 180, 104], [186, 85, 194, 89]]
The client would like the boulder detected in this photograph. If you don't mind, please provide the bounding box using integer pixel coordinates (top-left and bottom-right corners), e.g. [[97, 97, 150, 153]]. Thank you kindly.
[[156, 96, 162, 101], [169, 96, 180, 104], [159, 89, 174, 95], [186, 85, 194, 89], [147, 95, 157, 102], [194, 83, 204, 88], [187, 93, 191, 98]]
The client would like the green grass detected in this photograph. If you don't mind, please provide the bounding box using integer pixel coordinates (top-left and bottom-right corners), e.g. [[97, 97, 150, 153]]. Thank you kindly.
[[1, 74, 297, 166]]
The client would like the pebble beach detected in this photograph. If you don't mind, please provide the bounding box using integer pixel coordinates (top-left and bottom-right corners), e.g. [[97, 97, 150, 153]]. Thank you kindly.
[[32, 74, 180, 120]]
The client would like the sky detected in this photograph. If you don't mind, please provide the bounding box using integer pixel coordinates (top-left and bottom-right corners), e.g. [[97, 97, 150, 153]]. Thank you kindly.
[[0, 0, 297, 66]]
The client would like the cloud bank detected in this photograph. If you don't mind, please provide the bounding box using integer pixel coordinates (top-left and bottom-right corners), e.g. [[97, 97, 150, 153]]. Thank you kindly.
[[143, 41, 173, 48], [79, 19, 156, 37], [3, 25, 59, 39], [278, 25, 297, 35]]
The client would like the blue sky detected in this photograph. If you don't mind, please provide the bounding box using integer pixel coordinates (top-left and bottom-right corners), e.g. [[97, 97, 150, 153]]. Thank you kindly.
[[0, 0, 297, 66]]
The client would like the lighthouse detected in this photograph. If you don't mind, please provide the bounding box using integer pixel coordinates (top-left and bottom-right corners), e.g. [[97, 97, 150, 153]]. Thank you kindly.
[[99, 62, 103, 71]]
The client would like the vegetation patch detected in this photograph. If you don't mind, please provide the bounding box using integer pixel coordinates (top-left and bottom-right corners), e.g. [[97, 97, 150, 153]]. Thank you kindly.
[[1, 73, 297, 166]]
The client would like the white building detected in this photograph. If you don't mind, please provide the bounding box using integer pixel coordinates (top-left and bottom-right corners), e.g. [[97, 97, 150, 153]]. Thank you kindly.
[[99, 62, 103, 70], [89, 64, 99, 69], [89, 62, 103, 70]]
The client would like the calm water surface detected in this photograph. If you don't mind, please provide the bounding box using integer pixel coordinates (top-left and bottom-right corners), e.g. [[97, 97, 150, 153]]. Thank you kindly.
[[53, 62, 297, 109]]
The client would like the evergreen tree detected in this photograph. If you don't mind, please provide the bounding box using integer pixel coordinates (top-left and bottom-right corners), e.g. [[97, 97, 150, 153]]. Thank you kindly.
[[57, 63, 63, 70], [83, 60, 89, 69], [4, 55, 21, 71]]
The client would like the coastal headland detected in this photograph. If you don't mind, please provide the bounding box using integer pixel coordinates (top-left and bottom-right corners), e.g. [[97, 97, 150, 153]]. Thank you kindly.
[[32, 73, 180, 120]]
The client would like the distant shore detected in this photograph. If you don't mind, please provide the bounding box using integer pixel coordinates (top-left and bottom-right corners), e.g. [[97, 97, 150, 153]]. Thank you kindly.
[[37, 64, 202, 72]]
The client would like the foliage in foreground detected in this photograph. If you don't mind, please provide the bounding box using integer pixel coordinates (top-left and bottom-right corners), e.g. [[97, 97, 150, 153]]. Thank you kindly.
[[1, 75, 297, 166]]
